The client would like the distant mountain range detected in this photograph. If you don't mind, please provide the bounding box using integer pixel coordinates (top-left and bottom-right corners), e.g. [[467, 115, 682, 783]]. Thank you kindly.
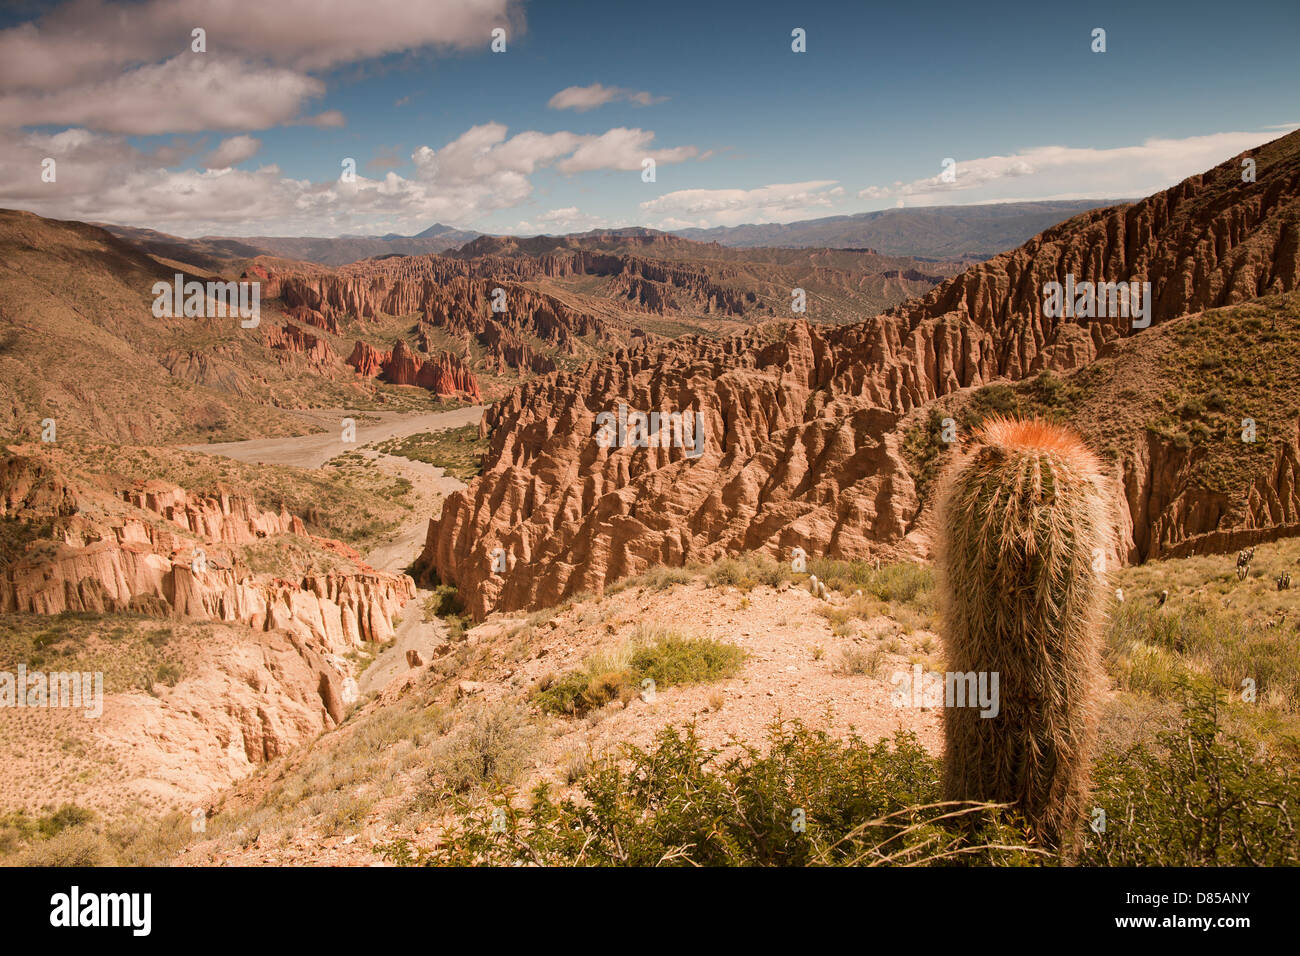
[[95, 200, 1128, 270], [96, 222, 481, 269], [671, 200, 1129, 257]]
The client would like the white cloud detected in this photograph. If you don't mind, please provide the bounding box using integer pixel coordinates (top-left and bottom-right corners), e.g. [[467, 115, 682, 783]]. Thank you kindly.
[[0, 56, 325, 134], [857, 131, 1286, 206], [0, 0, 524, 90], [205, 135, 262, 168], [0, 0, 521, 135], [0, 122, 699, 237], [513, 206, 609, 234], [305, 110, 347, 128], [640, 181, 843, 228], [547, 83, 665, 112], [559, 128, 696, 173]]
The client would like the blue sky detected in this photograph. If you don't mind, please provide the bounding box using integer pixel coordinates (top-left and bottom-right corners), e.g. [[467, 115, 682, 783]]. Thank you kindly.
[[1, 0, 1296, 236]]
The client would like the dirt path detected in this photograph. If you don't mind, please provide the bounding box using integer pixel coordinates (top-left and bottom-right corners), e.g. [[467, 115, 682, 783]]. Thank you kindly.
[[183, 405, 484, 469], [183, 406, 482, 693]]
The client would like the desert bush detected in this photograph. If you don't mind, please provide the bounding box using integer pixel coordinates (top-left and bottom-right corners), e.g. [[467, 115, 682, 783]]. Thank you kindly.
[[832, 645, 883, 677], [607, 564, 697, 594], [20, 826, 114, 867], [380, 690, 1299, 867], [38, 804, 94, 837], [810, 557, 934, 604], [705, 553, 790, 591], [532, 630, 745, 717], [423, 584, 463, 619], [381, 721, 1035, 867], [320, 794, 374, 836], [1080, 688, 1300, 865], [629, 627, 746, 688], [1106, 598, 1300, 711], [425, 701, 539, 795]]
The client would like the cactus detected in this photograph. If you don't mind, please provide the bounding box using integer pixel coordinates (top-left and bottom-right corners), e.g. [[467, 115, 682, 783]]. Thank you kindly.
[[936, 417, 1111, 850]]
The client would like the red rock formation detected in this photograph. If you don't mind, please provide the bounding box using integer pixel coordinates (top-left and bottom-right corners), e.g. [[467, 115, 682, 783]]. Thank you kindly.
[[285, 304, 339, 334], [418, 129, 1300, 619], [346, 338, 481, 400], [0, 456, 414, 650], [264, 323, 337, 367], [885, 136, 1300, 375], [346, 340, 385, 377]]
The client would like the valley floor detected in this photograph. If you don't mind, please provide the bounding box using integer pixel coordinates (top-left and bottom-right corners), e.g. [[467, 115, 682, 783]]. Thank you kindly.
[[182, 408, 480, 697]]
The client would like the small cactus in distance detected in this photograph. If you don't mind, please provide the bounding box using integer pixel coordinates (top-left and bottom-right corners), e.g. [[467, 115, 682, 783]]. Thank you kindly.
[[937, 417, 1112, 851]]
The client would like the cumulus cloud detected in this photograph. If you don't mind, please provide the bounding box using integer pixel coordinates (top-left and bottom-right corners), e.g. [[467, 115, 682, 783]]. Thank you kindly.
[[0, 0, 524, 90], [640, 180, 844, 228], [204, 135, 262, 168], [559, 128, 696, 173], [0, 56, 324, 134], [512, 206, 610, 234], [857, 131, 1285, 205], [305, 110, 346, 128], [547, 83, 665, 112], [0, 122, 699, 237], [0, 0, 522, 135]]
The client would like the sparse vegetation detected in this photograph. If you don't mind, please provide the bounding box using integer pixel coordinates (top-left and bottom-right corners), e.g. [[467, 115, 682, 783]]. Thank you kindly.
[[381, 689, 1300, 867], [372, 425, 487, 480], [422, 702, 540, 796], [78, 443, 416, 551], [532, 627, 745, 716], [606, 564, 697, 594], [809, 558, 937, 632], [422, 584, 470, 641], [832, 645, 883, 677], [381, 720, 1035, 866], [0, 612, 189, 694], [705, 553, 791, 591]]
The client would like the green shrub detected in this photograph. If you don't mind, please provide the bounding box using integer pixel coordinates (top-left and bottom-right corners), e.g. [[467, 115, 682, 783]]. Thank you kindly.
[[629, 629, 746, 688], [1081, 688, 1300, 865], [425, 702, 539, 795], [808, 557, 934, 604], [532, 630, 745, 717], [380, 690, 1300, 867], [38, 804, 94, 838], [705, 553, 790, 591], [423, 585, 463, 619], [532, 670, 613, 717], [381, 721, 1034, 867]]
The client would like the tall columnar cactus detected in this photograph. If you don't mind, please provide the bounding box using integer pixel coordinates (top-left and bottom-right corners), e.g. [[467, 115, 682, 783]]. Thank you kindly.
[[937, 416, 1111, 850]]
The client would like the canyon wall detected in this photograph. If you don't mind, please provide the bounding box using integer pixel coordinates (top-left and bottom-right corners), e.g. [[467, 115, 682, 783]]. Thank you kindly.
[[0, 455, 414, 653], [419, 130, 1300, 618]]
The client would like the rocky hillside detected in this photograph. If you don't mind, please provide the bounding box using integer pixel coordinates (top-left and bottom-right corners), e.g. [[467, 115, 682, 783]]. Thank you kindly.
[[419, 130, 1300, 619], [0, 443, 421, 820], [0, 448, 414, 646], [887, 131, 1300, 371], [0, 211, 477, 445]]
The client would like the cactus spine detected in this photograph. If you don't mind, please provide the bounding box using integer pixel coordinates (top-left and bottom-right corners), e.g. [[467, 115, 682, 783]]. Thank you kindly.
[[937, 417, 1110, 850]]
